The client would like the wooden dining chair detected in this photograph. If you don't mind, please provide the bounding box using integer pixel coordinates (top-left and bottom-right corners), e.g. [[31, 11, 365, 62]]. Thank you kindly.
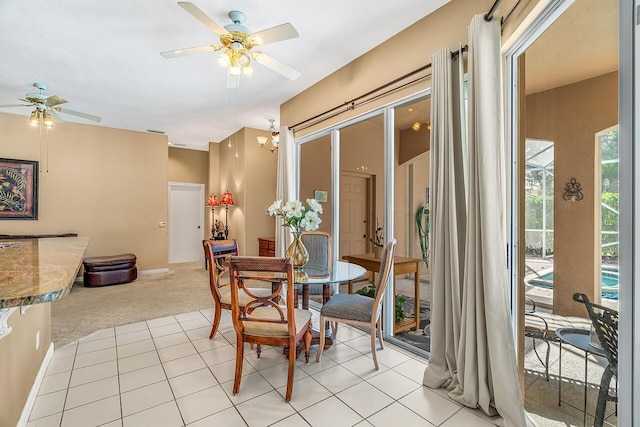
[[228, 256, 312, 402], [316, 239, 396, 370], [202, 240, 272, 339]]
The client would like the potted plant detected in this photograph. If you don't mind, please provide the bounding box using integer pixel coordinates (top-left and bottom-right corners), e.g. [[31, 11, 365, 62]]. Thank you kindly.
[[370, 216, 384, 258], [355, 285, 407, 322]]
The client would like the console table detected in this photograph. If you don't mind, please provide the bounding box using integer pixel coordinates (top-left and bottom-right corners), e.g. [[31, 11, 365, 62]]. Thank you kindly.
[[342, 253, 421, 333]]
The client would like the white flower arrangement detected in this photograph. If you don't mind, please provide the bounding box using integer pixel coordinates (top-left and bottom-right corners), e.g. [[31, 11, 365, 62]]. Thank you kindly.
[[267, 199, 323, 231]]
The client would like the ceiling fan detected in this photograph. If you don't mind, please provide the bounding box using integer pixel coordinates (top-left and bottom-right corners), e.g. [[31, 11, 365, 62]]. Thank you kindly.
[[161, 2, 301, 88], [0, 82, 102, 127]]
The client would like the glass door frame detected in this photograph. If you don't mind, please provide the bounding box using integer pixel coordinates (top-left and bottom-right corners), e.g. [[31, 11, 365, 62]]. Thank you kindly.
[[504, 0, 638, 423], [293, 89, 431, 349]]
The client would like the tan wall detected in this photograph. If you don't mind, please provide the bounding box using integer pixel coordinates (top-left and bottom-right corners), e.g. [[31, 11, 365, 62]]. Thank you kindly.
[[300, 135, 333, 234], [216, 127, 276, 256], [0, 112, 169, 271], [399, 127, 430, 165], [0, 304, 51, 427], [243, 127, 278, 255], [526, 72, 618, 316], [168, 147, 209, 183], [281, 0, 495, 136]]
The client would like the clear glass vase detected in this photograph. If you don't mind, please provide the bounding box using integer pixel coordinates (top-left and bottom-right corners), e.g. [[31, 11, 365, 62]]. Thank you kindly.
[[286, 229, 309, 271]]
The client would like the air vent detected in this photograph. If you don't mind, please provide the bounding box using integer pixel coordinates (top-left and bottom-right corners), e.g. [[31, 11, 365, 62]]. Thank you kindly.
[[172, 143, 187, 147], [147, 129, 165, 134]]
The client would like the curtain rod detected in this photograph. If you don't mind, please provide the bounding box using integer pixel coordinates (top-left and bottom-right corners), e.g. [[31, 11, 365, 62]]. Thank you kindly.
[[485, 0, 502, 22], [485, 0, 522, 25], [289, 45, 468, 132]]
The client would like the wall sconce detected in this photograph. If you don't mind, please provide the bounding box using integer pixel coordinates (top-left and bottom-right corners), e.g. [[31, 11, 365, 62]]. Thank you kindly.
[[412, 122, 421, 131], [257, 119, 280, 153], [220, 191, 235, 238], [563, 177, 583, 202]]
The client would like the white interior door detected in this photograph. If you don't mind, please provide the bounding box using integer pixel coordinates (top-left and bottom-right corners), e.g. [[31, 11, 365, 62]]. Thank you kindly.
[[168, 182, 204, 264], [339, 174, 369, 257]]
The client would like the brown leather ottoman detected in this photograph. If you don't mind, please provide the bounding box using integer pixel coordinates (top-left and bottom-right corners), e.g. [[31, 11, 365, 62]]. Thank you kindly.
[[83, 254, 137, 287]]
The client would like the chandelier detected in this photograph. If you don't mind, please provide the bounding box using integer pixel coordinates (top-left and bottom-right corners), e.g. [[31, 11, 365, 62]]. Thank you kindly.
[[257, 119, 280, 153]]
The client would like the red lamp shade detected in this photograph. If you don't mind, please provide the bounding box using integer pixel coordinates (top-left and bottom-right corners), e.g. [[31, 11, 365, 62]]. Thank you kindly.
[[206, 194, 220, 207], [220, 191, 235, 206]]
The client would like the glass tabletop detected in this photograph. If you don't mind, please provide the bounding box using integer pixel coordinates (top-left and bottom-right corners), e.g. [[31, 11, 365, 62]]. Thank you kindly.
[[296, 261, 367, 284]]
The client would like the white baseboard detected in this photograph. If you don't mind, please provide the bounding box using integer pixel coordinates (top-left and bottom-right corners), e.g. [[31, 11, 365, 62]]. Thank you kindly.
[[139, 268, 169, 275], [17, 342, 54, 427]]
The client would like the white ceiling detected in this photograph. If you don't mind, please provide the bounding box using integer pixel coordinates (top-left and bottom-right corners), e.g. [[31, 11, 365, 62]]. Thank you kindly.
[[0, 0, 450, 151]]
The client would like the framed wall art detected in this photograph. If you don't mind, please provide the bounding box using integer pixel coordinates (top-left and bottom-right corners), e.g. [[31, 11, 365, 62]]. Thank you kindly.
[[0, 158, 38, 220], [314, 190, 328, 203]]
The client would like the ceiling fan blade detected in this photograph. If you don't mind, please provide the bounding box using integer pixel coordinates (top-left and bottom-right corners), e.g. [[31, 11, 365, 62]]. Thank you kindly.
[[0, 104, 30, 108], [48, 109, 65, 123], [253, 52, 301, 80], [178, 2, 229, 36], [57, 107, 102, 123], [160, 44, 222, 58], [251, 23, 299, 46], [45, 95, 68, 107]]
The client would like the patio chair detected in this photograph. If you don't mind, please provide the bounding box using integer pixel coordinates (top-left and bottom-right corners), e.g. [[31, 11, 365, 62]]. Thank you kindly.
[[202, 240, 272, 339], [524, 297, 592, 381], [573, 293, 618, 427], [228, 256, 312, 402], [316, 239, 396, 370]]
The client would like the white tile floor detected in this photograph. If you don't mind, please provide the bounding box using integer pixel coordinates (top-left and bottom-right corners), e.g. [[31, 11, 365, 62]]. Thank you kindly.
[[28, 308, 501, 427]]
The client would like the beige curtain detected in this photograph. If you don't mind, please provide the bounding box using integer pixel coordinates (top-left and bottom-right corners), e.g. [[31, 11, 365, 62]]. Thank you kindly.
[[422, 46, 467, 389], [275, 126, 295, 257], [424, 15, 529, 426]]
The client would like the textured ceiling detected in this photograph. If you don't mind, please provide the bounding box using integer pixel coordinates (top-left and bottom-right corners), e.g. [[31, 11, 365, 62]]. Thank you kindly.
[[524, 0, 618, 95], [0, 0, 449, 150]]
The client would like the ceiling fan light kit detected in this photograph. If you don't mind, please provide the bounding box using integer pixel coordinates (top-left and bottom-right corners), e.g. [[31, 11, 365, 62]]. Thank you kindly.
[[0, 82, 102, 128], [161, 2, 300, 88]]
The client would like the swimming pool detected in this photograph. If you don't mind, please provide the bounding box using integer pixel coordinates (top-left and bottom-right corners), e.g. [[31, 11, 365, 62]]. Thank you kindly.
[[527, 267, 619, 301]]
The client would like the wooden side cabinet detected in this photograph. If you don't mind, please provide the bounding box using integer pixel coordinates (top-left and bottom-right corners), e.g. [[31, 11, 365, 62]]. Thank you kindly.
[[258, 237, 276, 257]]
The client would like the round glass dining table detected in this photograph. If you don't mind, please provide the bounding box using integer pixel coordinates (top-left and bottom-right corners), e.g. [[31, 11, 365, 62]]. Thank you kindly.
[[287, 261, 366, 351], [295, 261, 367, 309]]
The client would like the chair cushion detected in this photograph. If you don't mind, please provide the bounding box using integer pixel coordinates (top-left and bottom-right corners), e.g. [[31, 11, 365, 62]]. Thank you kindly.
[[218, 286, 273, 306], [242, 307, 312, 337], [320, 293, 375, 323]]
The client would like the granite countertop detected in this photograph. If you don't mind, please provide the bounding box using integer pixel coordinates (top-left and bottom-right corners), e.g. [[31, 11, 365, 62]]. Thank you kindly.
[[0, 237, 90, 308]]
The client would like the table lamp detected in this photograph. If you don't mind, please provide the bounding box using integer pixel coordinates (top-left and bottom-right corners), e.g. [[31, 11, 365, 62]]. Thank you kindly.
[[220, 191, 235, 239]]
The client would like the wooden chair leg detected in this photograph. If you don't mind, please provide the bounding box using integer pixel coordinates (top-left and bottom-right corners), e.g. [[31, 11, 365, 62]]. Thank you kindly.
[[377, 316, 384, 350], [316, 316, 326, 362], [371, 320, 379, 370], [331, 322, 339, 340], [233, 334, 245, 395], [209, 304, 222, 339], [285, 338, 296, 402], [304, 328, 312, 364]]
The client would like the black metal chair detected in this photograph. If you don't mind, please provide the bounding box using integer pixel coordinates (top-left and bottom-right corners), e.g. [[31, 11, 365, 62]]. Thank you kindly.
[[573, 293, 618, 427]]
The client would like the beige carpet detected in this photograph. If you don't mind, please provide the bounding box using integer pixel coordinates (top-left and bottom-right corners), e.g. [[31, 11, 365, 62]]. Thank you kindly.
[[52, 262, 213, 347]]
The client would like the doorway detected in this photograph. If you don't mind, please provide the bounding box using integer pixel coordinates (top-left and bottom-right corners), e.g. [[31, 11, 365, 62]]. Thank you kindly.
[[168, 182, 205, 264], [339, 173, 371, 257]]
